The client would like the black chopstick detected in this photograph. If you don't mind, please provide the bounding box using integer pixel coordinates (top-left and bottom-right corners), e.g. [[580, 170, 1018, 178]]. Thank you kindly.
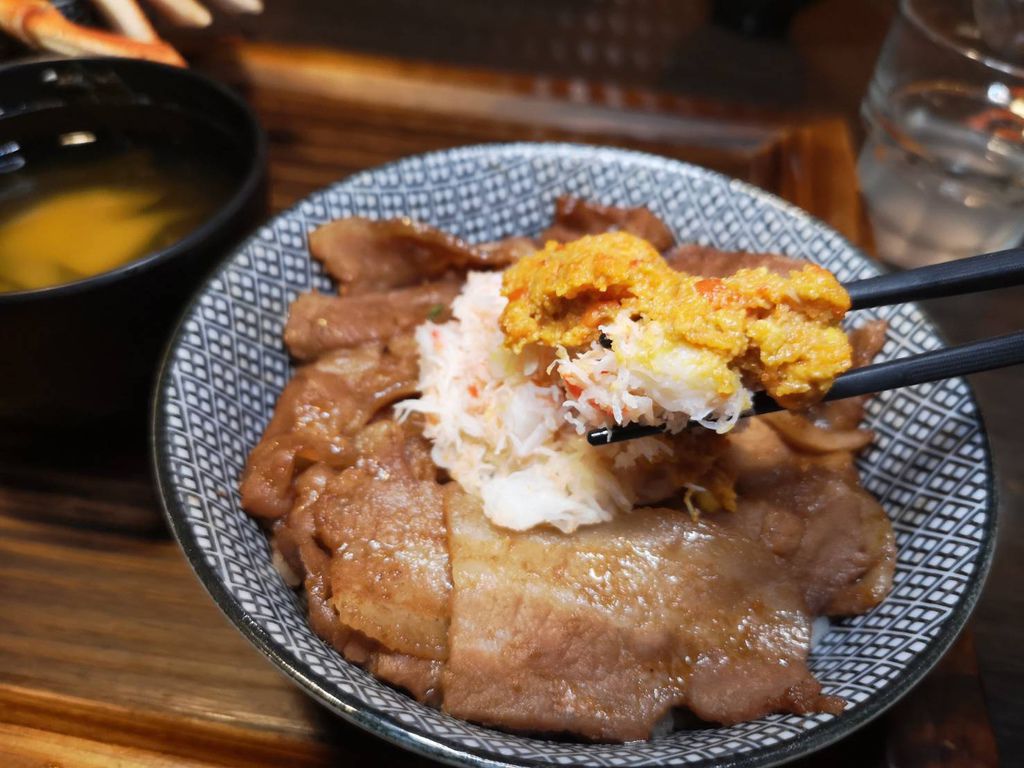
[[587, 329, 1024, 445], [845, 247, 1024, 310]]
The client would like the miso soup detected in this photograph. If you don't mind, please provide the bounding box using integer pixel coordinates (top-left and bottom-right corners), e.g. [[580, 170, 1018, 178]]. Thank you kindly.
[[0, 123, 239, 293]]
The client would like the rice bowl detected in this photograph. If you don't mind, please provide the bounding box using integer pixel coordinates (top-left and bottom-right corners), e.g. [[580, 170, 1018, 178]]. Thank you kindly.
[[154, 143, 995, 768]]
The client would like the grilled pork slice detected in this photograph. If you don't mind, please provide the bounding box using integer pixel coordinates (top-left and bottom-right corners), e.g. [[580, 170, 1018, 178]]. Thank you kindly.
[[664, 242, 805, 278], [240, 337, 419, 520], [441, 488, 841, 741], [315, 420, 451, 660], [723, 418, 896, 617], [284, 279, 461, 361], [309, 217, 518, 294], [271, 417, 451, 703], [542, 196, 676, 251]]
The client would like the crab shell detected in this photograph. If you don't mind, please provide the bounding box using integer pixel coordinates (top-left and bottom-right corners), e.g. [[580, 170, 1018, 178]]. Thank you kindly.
[[0, 0, 185, 66]]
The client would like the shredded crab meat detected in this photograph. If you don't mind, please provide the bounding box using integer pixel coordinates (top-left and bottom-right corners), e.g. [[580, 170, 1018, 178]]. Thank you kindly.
[[396, 271, 704, 532], [556, 311, 753, 435]]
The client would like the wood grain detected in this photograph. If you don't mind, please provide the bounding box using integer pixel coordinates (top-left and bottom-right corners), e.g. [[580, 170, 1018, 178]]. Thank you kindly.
[[187, 42, 789, 213], [0, 723, 215, 768], [0, 40, 1000, 767], [886, 632, 999, 768]]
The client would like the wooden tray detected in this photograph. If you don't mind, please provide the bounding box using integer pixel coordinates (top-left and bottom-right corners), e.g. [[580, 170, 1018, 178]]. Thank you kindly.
[[0, 42, 998, 767]]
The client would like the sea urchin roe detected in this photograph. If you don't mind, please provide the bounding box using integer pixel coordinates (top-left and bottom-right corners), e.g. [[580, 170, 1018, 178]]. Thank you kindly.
[[499, 232, 852, 422]]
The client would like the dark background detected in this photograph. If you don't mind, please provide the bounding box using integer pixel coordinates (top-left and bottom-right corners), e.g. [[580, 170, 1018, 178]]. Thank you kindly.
[[205, 0, 896, 128]]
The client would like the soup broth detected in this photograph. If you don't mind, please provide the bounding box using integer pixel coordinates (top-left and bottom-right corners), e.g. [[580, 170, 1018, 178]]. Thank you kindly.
[[0, 131, 238, 293]]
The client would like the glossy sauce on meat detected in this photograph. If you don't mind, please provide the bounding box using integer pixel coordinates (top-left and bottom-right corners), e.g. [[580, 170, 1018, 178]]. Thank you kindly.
[[543, 196, 676, 251], [443, 488, 841, 740], [309, 217, 519, 293], [284, 279, 460, 361], [240, 337, 419, 519]]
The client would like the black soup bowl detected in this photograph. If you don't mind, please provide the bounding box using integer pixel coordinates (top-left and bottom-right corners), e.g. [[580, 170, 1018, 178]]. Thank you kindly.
[[0, 57, 266, 436]]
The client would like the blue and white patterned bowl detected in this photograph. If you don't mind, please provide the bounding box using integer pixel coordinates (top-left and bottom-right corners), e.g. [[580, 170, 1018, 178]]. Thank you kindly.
[[152, 144, 996, 767]]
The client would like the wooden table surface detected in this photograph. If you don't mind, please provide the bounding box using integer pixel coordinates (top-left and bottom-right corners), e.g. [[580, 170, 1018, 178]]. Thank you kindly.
[[0, 39, 1018, 767]]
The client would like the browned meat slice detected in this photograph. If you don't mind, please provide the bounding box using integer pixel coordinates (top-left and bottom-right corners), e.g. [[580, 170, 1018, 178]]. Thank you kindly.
[[664, 243, 804, 277], [759, 411, 874, 454], [302, 531, 443, 703], [284, 279, 460, 361], [626, 429, 737, 513], [723, 419, 895, 615], [309, 218, 509, 293], [311, 419, 451, 660], [270, 421, 450, 704], [271, 463, 331, 587], [442, 488, 840, 741], [239, 338, 418, 519], [542, 196, 675, 251], [478, 236, 537, 264], [849, 319, 888, 368], [370, 655, 444, 706], [273, 465, 379, 663]]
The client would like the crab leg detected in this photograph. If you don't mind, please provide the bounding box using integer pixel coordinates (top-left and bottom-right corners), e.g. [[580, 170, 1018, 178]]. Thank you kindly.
[[0, 0, 184, 64], [206, 0, 262, 12], [91, 0, 158, 40], [142, 0, 211, 27]]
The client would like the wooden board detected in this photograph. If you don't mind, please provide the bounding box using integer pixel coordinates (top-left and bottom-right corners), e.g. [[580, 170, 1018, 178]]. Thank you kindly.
[[0, 42, 997, 767]]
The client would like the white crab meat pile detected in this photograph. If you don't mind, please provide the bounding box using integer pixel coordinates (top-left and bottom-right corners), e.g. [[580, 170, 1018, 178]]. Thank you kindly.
[[555, 312, 753, 436], [396, 271, 675, 533]]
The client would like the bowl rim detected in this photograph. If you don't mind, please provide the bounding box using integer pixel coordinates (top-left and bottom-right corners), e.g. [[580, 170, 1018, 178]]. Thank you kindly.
[[151, 141, 998, 768], [0, 56, 267, 305]]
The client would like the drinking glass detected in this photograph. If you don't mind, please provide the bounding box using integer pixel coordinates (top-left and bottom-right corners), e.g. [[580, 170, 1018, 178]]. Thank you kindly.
[[858, 0, 1024, 267]]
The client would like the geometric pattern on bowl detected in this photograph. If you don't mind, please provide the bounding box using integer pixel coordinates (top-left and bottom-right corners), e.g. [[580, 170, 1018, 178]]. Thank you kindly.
[[154, 143, 995, 768]]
